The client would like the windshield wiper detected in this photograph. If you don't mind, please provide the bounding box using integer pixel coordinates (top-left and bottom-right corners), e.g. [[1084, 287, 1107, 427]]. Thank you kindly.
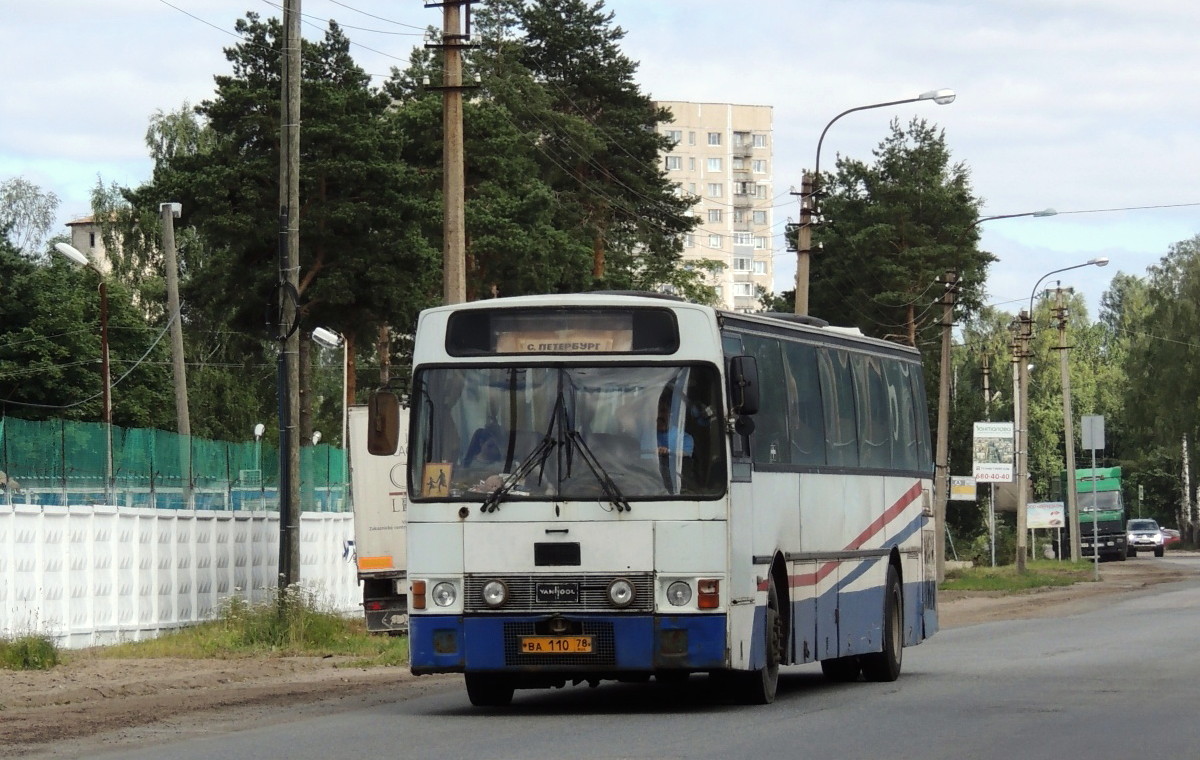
[[481, 435, 556, 514], [482, 389, 563, 514], [565, 430, 631, 513]]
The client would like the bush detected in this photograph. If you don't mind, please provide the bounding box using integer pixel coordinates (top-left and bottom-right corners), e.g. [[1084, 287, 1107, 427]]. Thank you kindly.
[[0, 635, 60, 670], [101, 585, 408, 664]]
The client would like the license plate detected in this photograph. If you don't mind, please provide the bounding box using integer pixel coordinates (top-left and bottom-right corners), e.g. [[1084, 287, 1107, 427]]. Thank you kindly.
[[535, 582, 579, 603], [520, 636, 593, 654]]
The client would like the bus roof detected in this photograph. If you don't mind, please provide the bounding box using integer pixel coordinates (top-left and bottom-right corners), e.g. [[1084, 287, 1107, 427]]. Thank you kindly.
[[417, 293, 920, 356]]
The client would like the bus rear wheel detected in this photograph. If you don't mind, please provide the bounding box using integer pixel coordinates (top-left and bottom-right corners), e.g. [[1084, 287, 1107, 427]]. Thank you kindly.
[[465, 673, 515, 707], [860, 564, 902, 683], [738, 580, 782, 704]]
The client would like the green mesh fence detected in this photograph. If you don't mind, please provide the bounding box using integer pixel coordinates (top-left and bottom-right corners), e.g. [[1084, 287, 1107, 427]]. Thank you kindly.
[[0, 417, 346, 511]]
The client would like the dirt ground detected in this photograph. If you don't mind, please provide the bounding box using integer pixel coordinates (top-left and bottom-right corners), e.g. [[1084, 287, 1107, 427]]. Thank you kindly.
[[2, 557, 1194, 757]]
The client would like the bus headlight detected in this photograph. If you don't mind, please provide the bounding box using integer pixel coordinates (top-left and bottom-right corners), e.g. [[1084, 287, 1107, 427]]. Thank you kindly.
[[607, 578, 635, 608], [482, 579, 508, 608], [432, 581, 457, 607], [667, 581, 692, 607]]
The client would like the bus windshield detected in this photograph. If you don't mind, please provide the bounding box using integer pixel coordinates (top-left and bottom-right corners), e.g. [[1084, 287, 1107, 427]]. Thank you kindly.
[[409, 364, 726, 501]]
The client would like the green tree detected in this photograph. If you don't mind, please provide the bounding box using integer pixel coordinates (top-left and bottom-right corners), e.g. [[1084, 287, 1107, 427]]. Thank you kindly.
[[0, 177, 60, 259], [118, 14, 437, 441], [473, 0, 701, 294], [810, 117, 986, 346], [0, 228, 172, 427]]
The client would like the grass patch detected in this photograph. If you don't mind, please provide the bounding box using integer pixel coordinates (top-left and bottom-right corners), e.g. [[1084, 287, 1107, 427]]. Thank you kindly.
[[0, 635, 61, 670], [940, 560, 1094, 592], [99, 587, 408, 666]]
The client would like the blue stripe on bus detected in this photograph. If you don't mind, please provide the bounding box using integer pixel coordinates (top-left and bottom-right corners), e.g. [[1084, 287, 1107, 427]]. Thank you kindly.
[[409, 614, 727, 673]]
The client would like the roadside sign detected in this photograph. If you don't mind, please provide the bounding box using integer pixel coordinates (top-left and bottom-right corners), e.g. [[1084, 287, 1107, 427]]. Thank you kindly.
[[1082, 415, 1105, 452], [1027, 501, 1066, 529], [973, 422, 1014, 482], [950, 475, 977, 501]]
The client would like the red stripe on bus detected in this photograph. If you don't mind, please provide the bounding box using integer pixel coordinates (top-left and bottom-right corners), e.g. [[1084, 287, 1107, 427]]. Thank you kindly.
[[757, 481, 925, 592]]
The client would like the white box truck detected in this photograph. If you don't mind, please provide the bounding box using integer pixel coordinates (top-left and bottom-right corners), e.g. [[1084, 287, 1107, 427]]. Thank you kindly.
[[348, 404, 409, 633]]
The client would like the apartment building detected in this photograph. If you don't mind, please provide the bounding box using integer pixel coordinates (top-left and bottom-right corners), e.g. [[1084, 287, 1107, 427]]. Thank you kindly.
[[655, 101, 774, 312]]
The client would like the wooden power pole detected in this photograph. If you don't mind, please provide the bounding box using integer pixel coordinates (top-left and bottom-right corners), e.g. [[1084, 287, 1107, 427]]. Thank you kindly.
[[428, 0, 474, 305], [277, 0, 302, 587], [792, 173, 814, 316], [933, 270, 957, 581], [1055, 287, 1082, 561]]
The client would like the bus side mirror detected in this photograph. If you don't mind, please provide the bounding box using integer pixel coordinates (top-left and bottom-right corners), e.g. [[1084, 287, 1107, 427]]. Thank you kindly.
[[728, 355, 759, 416], [367, 390, 401, 455]]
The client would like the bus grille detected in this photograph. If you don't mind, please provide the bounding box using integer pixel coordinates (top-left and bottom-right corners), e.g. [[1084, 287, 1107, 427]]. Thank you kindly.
[[503, 620, 616, 666], [464, 573, 654, 613]]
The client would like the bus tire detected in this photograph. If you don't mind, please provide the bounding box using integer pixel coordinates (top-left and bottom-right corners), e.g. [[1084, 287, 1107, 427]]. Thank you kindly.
[[465, 674, 515, 707], [820, 656, 861, 682], [738, 579, 782, 704], [860, 564, 902, 683]]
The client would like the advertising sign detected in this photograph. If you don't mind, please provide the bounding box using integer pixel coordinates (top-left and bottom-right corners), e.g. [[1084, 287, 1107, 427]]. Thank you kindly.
[[973, 422, 1014, 482], [1027, 501, 1066, 529]]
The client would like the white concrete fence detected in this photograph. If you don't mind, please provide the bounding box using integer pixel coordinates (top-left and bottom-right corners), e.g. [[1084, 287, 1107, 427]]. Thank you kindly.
[[1, 503, 359, 649]]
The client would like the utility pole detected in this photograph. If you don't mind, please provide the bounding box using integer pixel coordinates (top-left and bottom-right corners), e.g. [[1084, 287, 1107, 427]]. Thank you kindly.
[[982, 352, 996, 567], [933, 270, 957, 581], [277, 0, 302, 588], [1054, 287, 1081, 561], [1182, 435, 1192, 545], [792, 173, 814, 315], [428, 0, 474, 305], [160, 202, 191, 508], [1015, 310, 1032, 573]]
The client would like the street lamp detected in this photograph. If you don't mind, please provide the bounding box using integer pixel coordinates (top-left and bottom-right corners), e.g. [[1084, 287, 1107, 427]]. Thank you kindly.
[[55, 242, 113, 506], [795, 89, 956, 315], [1015, 257, 1110, 572], [312, 326, 348, 510], [254, 422, 265, 509]]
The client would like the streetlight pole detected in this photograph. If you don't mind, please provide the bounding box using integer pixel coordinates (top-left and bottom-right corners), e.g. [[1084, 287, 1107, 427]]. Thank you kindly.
[[254, 422, 265, 510], [313, 327, 348, 510], [55, 242, 113, 506], [794, 89, 956, 316], [1022, 257, 1109, 568], [159, 202, 191, 508], [931, 208, 1058, 580]]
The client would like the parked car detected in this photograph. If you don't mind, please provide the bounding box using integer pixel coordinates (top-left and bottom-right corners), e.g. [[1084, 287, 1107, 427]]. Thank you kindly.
[[1127, 518, 1166, 557], [1161, 527, 1181, 546]]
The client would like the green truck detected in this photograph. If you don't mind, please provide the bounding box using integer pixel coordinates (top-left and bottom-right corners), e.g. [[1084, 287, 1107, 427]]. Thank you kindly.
[[1059, 466, 1128, 562]]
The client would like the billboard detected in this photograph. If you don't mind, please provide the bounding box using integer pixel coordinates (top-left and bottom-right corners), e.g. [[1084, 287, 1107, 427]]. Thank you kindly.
[[973, 421, 1014, 482], [1027, 501, 1066, 529]]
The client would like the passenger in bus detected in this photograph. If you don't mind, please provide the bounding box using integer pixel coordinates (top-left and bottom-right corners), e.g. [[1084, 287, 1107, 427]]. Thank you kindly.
[[462, 425, 503, 467]]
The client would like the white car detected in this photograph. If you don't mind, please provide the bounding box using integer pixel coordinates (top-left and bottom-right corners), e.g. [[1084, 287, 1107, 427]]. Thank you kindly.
[[1127, 518, 1165, 557]]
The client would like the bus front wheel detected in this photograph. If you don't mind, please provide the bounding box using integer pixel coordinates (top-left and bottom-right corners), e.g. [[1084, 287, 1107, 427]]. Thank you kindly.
[[860, 564, 902, 682], [738, 580, 782, 704], [465, 673, 515, 707]]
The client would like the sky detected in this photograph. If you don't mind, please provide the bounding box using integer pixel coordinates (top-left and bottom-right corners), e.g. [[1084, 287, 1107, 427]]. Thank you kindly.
[[3, 0, 1199, 320]]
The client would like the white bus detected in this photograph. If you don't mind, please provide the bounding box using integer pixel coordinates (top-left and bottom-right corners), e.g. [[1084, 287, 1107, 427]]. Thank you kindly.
[[375, 292, 936, 706]]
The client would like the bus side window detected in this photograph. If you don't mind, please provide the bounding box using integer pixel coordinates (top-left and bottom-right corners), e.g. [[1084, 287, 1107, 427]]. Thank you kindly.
[[741, 334, 790, 465], [819, 348, 859, 468], [783, 341, 826, 466], [852, 354, 892, 470], [885, 359, 919, 471]]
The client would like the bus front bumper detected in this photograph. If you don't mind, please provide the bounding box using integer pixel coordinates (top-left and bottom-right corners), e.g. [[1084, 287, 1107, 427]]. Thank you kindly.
[[410, 614, 727, 674]]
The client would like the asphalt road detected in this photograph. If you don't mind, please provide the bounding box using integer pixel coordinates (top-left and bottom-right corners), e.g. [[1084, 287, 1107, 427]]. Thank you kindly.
[[78, 556, 1200, 760]]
